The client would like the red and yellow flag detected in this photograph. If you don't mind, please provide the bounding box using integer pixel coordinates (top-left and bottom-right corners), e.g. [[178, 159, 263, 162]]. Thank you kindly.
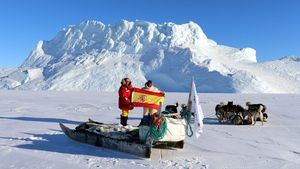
[[131, 88, 165, 109]]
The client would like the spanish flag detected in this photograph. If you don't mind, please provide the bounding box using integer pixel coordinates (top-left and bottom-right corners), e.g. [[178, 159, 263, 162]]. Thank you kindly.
[[131, 88, 165, 109]]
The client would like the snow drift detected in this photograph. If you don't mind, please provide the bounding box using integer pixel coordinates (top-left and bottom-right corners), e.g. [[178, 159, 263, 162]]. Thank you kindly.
[[1, 20, 299, 93]]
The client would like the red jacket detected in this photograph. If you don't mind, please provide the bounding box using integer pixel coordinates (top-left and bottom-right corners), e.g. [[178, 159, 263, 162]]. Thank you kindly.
[[118, 84, 134, 110]]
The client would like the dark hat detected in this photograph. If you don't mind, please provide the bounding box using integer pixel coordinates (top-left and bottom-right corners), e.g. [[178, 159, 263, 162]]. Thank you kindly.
[[145, 80, 152, 87]]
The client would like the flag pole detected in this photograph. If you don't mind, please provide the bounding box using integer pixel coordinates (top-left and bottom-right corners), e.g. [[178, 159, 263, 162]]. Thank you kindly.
[[187, 77, 194, 112]]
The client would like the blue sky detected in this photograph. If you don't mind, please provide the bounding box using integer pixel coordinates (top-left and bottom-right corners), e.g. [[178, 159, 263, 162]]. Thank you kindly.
[[0, 0, 299, 67]]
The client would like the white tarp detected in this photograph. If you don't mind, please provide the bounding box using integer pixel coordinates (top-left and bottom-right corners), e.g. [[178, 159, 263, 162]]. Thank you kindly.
[[159, 118, 186, 142], [139, 118, 186, 142]]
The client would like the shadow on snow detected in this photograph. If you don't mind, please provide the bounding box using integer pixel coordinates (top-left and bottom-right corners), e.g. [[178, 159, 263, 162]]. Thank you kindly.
[[0, 116, 82, 125], [203, 117, 231, 125], [0, 132, 140, 160]]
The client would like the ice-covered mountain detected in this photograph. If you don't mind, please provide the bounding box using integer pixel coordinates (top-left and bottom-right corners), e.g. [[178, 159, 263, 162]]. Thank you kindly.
[[1, 20, 299, 93]]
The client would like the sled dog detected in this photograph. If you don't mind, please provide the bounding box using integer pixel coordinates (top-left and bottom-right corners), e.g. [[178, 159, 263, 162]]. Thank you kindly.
[[246, 104, 264, 125], [246, 102, 268, 123], [215, 101, 235, 123]]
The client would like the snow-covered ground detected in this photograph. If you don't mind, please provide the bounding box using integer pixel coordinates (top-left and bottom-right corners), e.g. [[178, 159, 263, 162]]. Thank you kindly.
[[0, 91, 299, 169]]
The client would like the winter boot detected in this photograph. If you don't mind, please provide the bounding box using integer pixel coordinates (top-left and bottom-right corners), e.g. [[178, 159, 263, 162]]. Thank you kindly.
[[120, 115, 128, 126]]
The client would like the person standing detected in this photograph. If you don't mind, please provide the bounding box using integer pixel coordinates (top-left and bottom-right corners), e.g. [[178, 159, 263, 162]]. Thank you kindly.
[[118, 78, 134, 126], [141, 80, 161, 124]]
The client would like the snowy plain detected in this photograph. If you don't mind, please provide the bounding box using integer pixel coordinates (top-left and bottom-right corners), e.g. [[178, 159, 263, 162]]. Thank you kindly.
[[0, 91, 299, 169]]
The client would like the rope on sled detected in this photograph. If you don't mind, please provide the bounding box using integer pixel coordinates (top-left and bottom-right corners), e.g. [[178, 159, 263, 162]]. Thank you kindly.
[[147, 114, 168, 141], [180, 109, 194, 137], [145, 106, 194, 140]]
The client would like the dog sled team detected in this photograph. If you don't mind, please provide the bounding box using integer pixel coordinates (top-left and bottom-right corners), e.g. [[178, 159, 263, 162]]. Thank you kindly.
[[215, 101, 268, 125], [61, 77, 269, 158], [60, 78, 193, 158]]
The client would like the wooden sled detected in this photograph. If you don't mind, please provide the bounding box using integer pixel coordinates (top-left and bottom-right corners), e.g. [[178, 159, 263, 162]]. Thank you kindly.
[[59, 118, 185, 158], [59, 123, 152, 158]]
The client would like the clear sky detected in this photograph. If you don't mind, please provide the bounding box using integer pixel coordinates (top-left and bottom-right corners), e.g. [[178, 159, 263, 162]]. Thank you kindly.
[[0, 0, 299, 67]]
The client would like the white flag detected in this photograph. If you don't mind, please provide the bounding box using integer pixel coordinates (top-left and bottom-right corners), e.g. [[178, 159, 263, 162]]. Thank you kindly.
[[189, 79, 204, 138]]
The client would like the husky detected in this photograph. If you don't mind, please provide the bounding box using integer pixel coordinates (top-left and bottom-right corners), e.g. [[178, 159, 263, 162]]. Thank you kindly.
[[164, 103, 181, 119], [215, 101, 236, 123], [232, 112, 244, 125], [246, 102, 268, 122], [224, 101, 236, 123], [231, 105, 246, 125], [165, 102, 179, 113], [245, 103, 264, 125], [233, 105, 246, 118], [215, 102, 227, 123]]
